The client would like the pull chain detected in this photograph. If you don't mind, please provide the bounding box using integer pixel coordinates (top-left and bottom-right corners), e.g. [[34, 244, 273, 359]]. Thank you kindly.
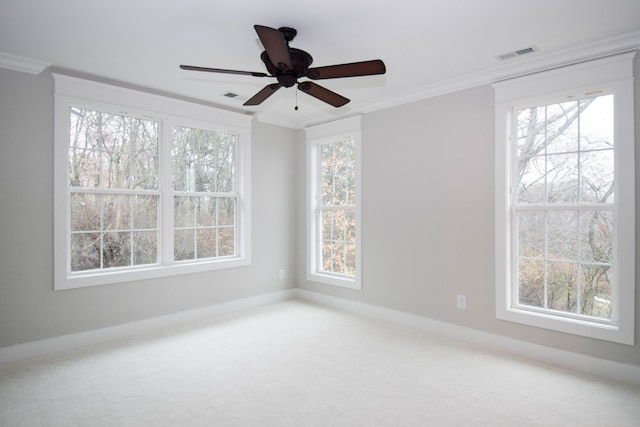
[[295, 85, 299, 111]]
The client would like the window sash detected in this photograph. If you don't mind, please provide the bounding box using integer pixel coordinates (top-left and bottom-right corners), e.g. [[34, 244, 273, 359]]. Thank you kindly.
[[510, 206, 617, 323], [173, 194, 238, 261], [317, 205, 356, 278], [68, 188, 161, 273]]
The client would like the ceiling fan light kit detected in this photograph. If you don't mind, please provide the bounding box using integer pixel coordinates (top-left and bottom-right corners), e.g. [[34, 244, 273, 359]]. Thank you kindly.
[[180, 25, 386, 108]]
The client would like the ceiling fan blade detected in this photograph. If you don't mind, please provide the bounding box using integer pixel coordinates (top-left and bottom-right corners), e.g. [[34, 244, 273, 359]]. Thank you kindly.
[[180, 65, 268, 77], [298, 82, 350, 107], [243, 83, 282, 106], [306, 59, 386, 80], [254, 25, 293, 71]]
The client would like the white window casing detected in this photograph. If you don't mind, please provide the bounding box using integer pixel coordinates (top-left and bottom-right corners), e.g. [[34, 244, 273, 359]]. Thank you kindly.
[[306, 116, 362, 290], [53, 74, 251, 290], [492, 52, 635, 345]]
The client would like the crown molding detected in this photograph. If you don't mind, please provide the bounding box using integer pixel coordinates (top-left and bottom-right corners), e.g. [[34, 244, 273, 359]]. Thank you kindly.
[[0, 52, 50, 74], [292, 31, 640, 129], [3, 31, 638, 129], [368, 31, 640, 113]]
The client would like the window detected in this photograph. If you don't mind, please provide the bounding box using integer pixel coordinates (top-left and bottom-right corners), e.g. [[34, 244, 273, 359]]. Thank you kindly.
[[306, 116, 362, 289], [493, 53, 635, 344], [54, 75, 251, 290]]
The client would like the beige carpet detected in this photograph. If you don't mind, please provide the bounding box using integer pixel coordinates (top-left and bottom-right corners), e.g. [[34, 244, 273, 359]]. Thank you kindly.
[[1, 299, 639, 426]]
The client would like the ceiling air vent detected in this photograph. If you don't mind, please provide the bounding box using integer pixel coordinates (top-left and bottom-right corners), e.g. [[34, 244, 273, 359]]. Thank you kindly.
[[496, 46, 538, 61]]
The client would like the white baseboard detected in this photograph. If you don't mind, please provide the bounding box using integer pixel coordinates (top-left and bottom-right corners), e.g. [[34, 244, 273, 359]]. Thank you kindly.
[[3, 287, 638, 388], [0, 289, 297, 364], [294, 289, 640, 387]]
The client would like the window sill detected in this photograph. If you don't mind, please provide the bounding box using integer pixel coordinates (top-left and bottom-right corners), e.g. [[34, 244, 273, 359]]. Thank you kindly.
[[308, 272, 361, 290], [55, 257, 251, 291], [496, 304, 633, 345]]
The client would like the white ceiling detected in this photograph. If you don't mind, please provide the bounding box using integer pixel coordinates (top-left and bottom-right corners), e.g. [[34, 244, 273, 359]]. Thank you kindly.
[[2, 0, 640, 129]]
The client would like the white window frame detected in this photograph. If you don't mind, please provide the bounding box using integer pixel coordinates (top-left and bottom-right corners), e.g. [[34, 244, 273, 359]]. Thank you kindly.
[[53, 74, 251, 290], [306, 116, 362, 290], [493, 53, 635, 345]]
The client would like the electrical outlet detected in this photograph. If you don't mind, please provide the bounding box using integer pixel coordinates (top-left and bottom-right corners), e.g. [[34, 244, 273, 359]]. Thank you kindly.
[[278, 269, 285, 280], [457, 294, 467, 310]]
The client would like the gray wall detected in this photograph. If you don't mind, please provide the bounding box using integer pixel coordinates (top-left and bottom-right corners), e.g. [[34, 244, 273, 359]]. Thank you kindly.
[[0, 68, 297, 347], [297, 57, 640, 367], [2, 54, 639, 368]]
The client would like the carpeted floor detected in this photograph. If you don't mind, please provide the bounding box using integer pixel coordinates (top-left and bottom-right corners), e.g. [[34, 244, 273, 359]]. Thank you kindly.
[[1, 299, 639, 426]]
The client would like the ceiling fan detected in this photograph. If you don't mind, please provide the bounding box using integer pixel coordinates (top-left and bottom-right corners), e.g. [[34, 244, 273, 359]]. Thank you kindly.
[[180, 25, 386, 108]]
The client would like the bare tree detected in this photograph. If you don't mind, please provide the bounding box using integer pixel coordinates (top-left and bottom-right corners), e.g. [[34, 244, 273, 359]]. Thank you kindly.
[[515, 95, 614, 319]]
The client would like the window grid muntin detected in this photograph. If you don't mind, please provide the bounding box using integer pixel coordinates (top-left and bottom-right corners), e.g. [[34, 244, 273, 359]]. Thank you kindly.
[[317, 138, 356, 277], [514, 207, 616, 323], [318, 206, 355, 277], [65, 104, 243, 275], [69, 188, 160, 273], [171, 126, 236, 193], [173, 193, 238, 261], [512, 93, 617, 323]]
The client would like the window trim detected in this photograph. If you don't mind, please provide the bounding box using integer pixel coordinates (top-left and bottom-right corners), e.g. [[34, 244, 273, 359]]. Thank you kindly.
[[306, 116, 362, 290], [492, 53, 635, 345], [53, 74, 251, 290]]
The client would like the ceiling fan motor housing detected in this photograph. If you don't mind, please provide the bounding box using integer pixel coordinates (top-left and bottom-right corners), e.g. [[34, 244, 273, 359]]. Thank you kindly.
[[260, 48, 313, 87]]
